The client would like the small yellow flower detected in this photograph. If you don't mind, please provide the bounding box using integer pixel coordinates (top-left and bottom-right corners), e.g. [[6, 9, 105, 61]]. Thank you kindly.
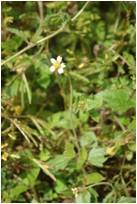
[[106, 146, 116, 156], [2, 152, 9, 161], [50, 56, 65, 74]]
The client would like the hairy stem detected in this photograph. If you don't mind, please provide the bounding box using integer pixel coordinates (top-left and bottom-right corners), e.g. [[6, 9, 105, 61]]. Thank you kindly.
[[1, 26, 65, 66], [37, 1, 44, 27], [71, 1, 89, 22], [68, 74, 80, 153], [2, 1, 89, 66]]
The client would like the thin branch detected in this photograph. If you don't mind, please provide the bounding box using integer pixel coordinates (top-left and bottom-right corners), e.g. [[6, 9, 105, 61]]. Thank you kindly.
[[2, 1, 89, 66], [2, 114, 31, 144], [1, 26, 64, 66], [37, 1, 44, 26], [84, 182, 114, 190], [71, 1, 89, 22]]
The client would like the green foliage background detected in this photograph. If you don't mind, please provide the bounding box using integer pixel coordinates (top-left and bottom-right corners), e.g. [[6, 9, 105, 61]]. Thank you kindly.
[[1, 1, 136, 203]]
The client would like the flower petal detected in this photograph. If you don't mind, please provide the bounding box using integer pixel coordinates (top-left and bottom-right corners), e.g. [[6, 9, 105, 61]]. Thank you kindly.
[[50, 66, 55, 72], [58, 67, 64, 74], [50, 58, 56, 64], [57, 56, 62, 63], [61, 63, 66, 68]]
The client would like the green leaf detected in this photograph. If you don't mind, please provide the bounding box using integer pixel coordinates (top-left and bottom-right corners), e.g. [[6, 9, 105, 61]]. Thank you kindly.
[[34, 58, 51, 89], [22, 74, 32, 104], [118, 196, 136, 203], [128, 118, 136, 131], [104, 88, 134, 113], [70, 71, 90, 83], [123, 51, 135, 67], [76, 190, 91, 203], [89, 92, 104, 110], [90, 188, 99, 203], [103, 191, 116, 203], [32, 158, 56, 182], [55, 180, 67, 193], [88, 148, 107, 167], [64, 143, 75, 159], [47, 155, 70, 172], [2, 36, 23, 52], [76, 147, 88, 169], [126, 151, 133, 161], [79, 111, 89, 122], [44, 12, 70, 29], [39, 149, 50, 161], [84, 172, 105, 185], [7, 28, 30, 42], [128, 143, 136, 152], [3, 165, 40, 202], [80, 131, 97, 147], [48, 111, 79, 129], [5, 77, 21, 97]]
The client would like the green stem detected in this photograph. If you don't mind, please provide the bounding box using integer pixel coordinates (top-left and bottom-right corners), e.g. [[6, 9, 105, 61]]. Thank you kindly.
[[71, 2, 89, 22], [2, 1, 89, 66], [68, 74, 80, 153], [119, 156, 130, 197], [85, 182, 114, 190], [79, 181, 117, 201], [37, 1, 44, 28], [1, 26, 65, 66]]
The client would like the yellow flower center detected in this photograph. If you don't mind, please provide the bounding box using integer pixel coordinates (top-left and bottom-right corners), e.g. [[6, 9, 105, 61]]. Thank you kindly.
[[54, 62, 60, 70]]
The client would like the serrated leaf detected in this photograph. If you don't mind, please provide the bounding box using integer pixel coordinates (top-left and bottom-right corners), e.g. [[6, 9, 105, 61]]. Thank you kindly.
[[88, 148, 107, 167], [80, 131, 97, 147], [7, 28, 30, 42], [88, 92, 103, 110], [47, 155, 70, 172], [84, 172, 105, 185], [104, 88, 134, 113]]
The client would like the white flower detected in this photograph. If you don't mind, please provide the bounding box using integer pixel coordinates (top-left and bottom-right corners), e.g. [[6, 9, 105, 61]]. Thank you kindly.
[[50, 56, 65, 74]]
